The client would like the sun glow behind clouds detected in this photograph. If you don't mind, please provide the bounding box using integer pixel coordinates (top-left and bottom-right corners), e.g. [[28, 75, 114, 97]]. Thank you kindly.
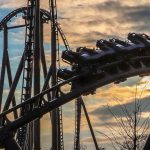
[[140, 76, 150, 89]]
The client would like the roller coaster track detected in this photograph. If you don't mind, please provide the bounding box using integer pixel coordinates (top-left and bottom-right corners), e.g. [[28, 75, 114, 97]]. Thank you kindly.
[[16, 1, 35, 149], [0, 7, 70, 51], [0, 33, 150, 149]]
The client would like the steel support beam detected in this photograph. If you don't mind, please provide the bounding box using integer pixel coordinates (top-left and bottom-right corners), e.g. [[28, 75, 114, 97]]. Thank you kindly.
[[40, 21, 51, 101], [33, 0, 41, 149], [74, 98, 82, 150], [7, 24, 28, 30], [0, 26, 18, 119], [50, 0, 59, 149], [6, 49, 18, 120], [42, 65, 52, 91], [81, 99, 99, 150], [0, 26, 7, 111], [2, 54, 24, 112]]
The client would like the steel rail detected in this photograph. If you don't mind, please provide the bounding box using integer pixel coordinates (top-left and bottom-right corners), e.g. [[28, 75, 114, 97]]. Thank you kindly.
[[0, 63, 150, 119], [1, 51, 150, 118], [0, 66, 150, 132]]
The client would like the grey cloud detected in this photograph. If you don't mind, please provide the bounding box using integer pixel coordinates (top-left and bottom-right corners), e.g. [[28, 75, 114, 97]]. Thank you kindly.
[[81, 31, 124, 46], [61, 1, 150, 46], [67, 31, 111, 47], [106, 2, 150, 24], [82, 31, 108, 43], [123, 6, 150, 22], [90, 1, 150, 31], [93, 1, 122, 11], [91, 96, 150, 121]]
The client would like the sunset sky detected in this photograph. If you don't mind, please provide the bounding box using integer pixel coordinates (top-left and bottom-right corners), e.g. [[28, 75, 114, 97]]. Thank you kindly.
[[1, 0, 150, 149]]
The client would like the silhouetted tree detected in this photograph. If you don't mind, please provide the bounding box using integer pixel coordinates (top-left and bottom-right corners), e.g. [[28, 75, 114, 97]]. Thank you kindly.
[[98, 85, 150, 150]]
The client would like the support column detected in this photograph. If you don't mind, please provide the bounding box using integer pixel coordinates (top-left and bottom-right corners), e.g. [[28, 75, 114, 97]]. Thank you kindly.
[[33, 0, 41, 150], [1, 26, 18, 120], [0, 26, 7, 112], [40, 20, 51, 101], [81, 99, 99, 150], [51, 0, 59, 149], [74, 98, 82, 150], [2, 55, 24, 112]]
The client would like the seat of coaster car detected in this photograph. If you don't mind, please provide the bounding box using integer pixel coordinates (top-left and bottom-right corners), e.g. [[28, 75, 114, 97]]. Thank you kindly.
[[97, 35, 147, 53], [77, 47, 115, 62], [109, 39, 145, 52], [128, 33, 150, 47], [62, 47, 115, 64], [62, 50, 80, 64]]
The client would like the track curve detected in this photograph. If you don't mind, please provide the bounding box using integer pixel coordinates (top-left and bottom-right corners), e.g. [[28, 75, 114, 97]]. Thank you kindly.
[[0, 7, 70, 51], [2, 33, 150, 117]]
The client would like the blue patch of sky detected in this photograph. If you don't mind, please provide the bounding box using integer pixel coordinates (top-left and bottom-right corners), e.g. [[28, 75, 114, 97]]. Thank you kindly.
[[44, 43, 67, 53], [0, 8, 13, 21]]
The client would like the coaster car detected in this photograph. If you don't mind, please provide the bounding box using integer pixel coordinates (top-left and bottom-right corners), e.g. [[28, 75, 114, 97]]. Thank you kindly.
[[62, 50, 79, 64], [128, 33, 150, 47], [62, 47, 115, 64], [57, 69, 74, 80], [97, 38, 145, 54], [62, 33, 150, 65]]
